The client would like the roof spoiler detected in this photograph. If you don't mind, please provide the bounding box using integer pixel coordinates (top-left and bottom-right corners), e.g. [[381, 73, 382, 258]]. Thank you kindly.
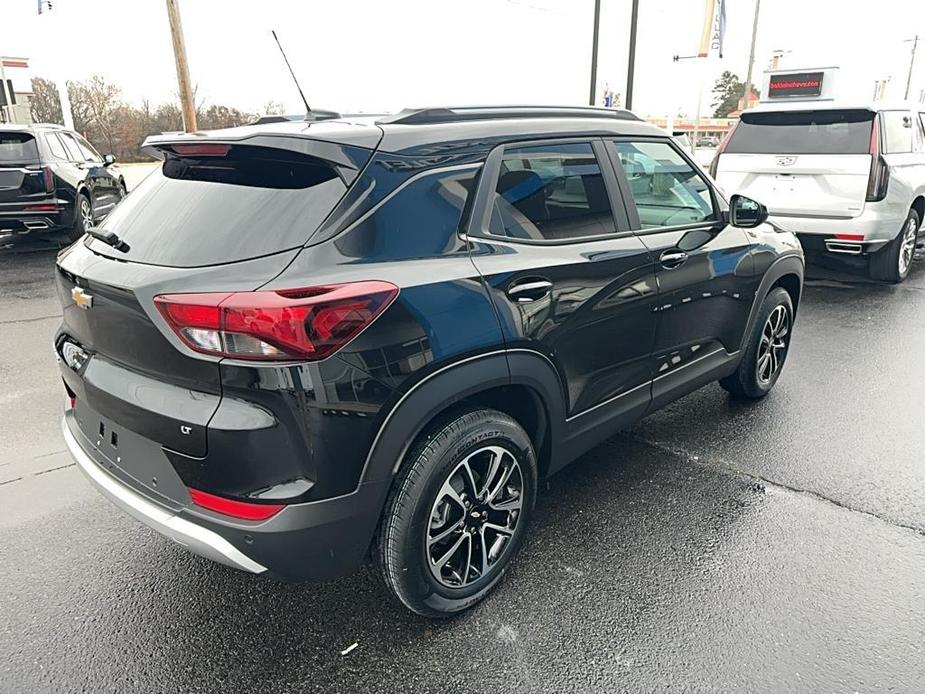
[[140, 132, 369, 171]]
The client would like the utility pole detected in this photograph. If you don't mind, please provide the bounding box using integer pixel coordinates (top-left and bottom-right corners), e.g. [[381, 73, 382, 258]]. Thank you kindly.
[[904, 35, 919, 101], [165, 0, 197, 132], [625, 0, 640, 111], [742, 0, 761, 112], [588, 0, 601, 106]]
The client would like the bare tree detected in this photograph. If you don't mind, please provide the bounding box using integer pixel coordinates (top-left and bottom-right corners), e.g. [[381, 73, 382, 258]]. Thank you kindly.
[[29, 77, 63, 125], [199, 104, 255, 130], [31, 74, 261, 161]]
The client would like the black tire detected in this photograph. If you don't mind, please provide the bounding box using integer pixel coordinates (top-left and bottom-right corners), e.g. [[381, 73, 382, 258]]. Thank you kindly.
[[69, 193, 93, 243], [719, 287, 794, 399], [375, 407, 537, 617], [869, 208, 920, 283]]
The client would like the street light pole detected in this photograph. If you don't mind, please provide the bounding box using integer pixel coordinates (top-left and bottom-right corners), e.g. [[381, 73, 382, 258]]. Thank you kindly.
[[165, 0, 197, 132], [589, 0, 601, 106], [742, 0, 761, 112], [625, 0, 640, 111]]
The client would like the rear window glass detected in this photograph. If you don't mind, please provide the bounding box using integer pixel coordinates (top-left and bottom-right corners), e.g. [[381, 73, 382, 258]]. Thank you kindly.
[[726, 110, 874, 155], [89, 146, 351, 267], [0, 132, 39, 162]]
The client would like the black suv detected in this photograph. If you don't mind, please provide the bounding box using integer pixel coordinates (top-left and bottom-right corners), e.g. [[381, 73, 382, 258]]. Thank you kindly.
[[56, 106, 803, 616], [0, 123, 125, 246]]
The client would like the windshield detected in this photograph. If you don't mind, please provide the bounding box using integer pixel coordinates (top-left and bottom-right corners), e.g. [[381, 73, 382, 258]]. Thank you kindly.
[[0, 132, 39, 163], [726, 109, 874, 155], [89, 145, 355, 267]]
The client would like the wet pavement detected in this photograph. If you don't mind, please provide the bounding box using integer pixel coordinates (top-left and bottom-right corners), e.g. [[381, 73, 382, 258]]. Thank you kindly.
[[2, 248, 924, 692]]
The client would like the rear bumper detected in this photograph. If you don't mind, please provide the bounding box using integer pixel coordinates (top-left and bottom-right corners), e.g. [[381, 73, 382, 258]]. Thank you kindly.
[[770, 208, 906, 256], [0, 209, 70, 240], [63, 416, 268, 573], [62, 410, 387, 581]]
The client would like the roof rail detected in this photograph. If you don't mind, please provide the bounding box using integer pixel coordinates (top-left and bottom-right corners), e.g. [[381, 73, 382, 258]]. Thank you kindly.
[[377, 105, 640, 125]]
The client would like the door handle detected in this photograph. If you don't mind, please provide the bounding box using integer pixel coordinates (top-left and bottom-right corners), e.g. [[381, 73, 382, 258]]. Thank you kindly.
[[659, 249, 688, 270], [507, 279, 553, 303]]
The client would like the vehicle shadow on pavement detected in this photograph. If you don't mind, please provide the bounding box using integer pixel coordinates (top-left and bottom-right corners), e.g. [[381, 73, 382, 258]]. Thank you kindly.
[[57, 434, 763, 693]]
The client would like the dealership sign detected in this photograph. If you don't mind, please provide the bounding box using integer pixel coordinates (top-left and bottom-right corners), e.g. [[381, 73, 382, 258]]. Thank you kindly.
[[760, 66, 838, 103], [768, 71, 825, 99]]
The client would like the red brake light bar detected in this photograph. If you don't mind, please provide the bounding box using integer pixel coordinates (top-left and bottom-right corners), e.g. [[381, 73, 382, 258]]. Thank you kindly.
[[154, 281, 399, 362], [834, 233, 865, 241], [171, 143, 231, 157], [188, 488, 284, 521]]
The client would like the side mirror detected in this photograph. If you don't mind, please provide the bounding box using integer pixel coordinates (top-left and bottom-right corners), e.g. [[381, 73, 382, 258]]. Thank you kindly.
[[729, 194, 768, 229], [103, 154, 116, 166]]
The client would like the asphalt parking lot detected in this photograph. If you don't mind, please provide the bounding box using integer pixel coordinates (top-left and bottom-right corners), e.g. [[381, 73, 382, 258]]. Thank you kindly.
[[2, 242, 924, 692]]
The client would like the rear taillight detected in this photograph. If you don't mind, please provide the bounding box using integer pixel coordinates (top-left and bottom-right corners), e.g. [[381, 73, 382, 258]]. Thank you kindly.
[[835, 233, 865, 241], [42, 165, 54, 193], [866, 116, 889, 202], [709, 120, 738, 179], [154, 281, 399, 362], [188, 488, 284, 520]]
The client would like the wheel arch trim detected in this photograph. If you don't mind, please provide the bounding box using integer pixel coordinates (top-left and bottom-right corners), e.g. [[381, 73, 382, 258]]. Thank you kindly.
[[741, 254, 804, 353], [361, 348, 566, 488]]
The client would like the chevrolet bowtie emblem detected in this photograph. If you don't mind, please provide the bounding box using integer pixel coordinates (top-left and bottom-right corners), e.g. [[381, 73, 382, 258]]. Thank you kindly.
[[71, 286, 93, 310]]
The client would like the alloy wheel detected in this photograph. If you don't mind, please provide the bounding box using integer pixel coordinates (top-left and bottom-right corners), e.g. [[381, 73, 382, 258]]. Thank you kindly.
[[80, 198, 94, 230], [426, 445, 524, 589], [756, 304, 790, 385], [898, 216, 918, 277]]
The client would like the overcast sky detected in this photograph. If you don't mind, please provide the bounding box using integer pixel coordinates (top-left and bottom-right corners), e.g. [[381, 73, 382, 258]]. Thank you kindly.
[[2, 0, 924, 117]]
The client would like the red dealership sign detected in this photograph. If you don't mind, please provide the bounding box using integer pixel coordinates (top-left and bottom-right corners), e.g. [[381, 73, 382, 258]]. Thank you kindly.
[[768, 71, 825, 98]]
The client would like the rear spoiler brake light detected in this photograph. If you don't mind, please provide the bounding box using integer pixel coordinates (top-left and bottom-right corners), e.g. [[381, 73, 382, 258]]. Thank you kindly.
[[170, 144, 230, 157]]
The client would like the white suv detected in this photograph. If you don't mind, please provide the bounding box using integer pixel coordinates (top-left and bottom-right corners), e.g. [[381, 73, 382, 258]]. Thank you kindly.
[[711, 102, 925, 282]]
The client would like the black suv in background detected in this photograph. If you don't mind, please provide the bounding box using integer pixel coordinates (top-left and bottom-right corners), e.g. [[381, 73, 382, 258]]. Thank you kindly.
[[56, 106, 803, 616], [0, 123, 125, 246]]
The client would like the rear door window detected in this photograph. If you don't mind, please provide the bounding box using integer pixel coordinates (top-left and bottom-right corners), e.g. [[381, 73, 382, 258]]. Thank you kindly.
[[725, 110, 874, 154], [44, 133, 68, 160], [88, 144, 358, 267], [0, 132, 39, 163], [57, 132, 83, 161], [488, 142, 617, 241], [881, 111, 914, 154]]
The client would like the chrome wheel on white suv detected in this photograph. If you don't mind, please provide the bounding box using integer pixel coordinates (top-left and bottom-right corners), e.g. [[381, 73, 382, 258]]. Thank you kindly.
[[898, 215, 918, 277], [870, 209, 921, 283]]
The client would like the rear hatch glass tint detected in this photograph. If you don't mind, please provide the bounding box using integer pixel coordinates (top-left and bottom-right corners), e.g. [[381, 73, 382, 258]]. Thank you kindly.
[[0, 131, 39, 163], [726, 110, 874, 155], [88, 144, 365, 267]]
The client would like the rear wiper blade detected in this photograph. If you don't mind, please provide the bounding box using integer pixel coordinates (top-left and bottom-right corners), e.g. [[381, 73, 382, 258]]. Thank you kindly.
[[86, 228, 130, 252]]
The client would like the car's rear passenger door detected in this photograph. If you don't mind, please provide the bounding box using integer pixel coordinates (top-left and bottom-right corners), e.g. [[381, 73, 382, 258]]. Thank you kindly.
[[466, 138, 659, 457], [606, 137, 756, 409]]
